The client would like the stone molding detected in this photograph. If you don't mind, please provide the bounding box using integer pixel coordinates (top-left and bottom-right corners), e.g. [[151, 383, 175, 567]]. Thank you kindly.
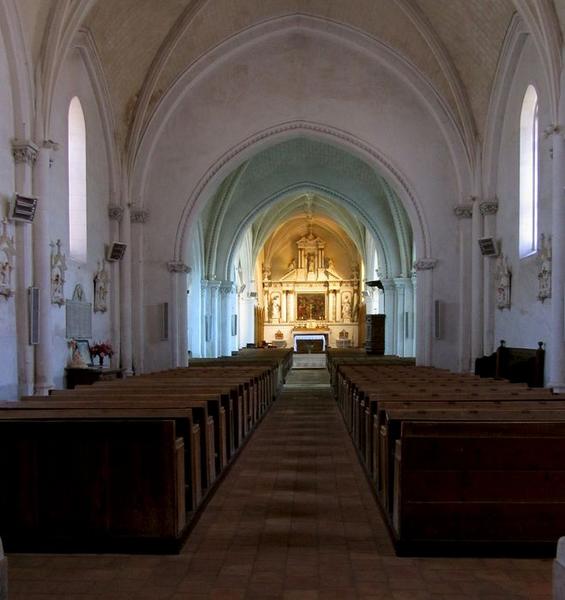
[[131, 209, 149, 224], [480, 201, 499, 216], [453, 204, 473, 218], [167, 261, 191, 274], [11, 140, 39, 165], [108, 205, 124, 221], [413, 258, 438, 271]]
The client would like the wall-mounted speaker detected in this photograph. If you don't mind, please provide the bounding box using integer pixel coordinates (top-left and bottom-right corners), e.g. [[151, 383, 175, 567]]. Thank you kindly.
[[478, 237, 499, 256], [28, 287, 40, 345], [11, 194, 38, 223], [434, 300, 442, 340], [160, 302, 169, 341], [106, 242, 127, 262]]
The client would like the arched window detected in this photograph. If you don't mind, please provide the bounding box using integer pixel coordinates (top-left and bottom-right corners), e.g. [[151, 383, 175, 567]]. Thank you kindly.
[[519, 85, 538, 258], [68, 97, 87, 263]]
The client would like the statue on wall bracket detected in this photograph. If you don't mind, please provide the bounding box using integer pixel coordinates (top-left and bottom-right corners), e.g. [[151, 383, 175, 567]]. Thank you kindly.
[[93, 261, 109, 313], [50, 239, 67, 306], [495, 253, 511, 310], [0, 219, 16, 299], [536, 233, 551, 303]]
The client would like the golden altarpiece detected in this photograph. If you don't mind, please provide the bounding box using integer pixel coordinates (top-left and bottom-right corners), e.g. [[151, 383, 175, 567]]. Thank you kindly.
[[261, 226, 360, 351]]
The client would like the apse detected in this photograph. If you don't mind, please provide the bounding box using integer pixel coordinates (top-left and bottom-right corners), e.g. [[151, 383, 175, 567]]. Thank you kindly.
[[190, 137, 416, 359]]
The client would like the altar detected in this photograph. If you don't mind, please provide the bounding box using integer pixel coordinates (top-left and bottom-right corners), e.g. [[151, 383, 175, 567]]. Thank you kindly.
[[293, 332, 328, 352]]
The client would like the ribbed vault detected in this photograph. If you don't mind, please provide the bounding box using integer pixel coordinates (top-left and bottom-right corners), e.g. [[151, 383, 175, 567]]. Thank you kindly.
[[200, 137, 412, 282]]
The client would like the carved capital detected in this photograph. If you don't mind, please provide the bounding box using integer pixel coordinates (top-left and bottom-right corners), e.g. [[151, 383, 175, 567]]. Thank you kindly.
[[543, 124, 561, 138], [413, 258, 438, 271], [480, 201, 498, 216], [108, 205, 124, 222], [454, 204, 473, 218], [42, 139, 59, 151], [220, 283, 236, 296], [131, 209, 149, 224], [167, 261, 191, 274], [11, 140, 39, 165]]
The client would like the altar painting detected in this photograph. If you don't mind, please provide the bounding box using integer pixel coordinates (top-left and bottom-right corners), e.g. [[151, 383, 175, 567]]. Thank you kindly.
[[297, 294, 325, 320]]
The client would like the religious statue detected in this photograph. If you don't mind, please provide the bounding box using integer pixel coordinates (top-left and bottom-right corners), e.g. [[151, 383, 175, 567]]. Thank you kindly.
[[262, 264, 271, 281], [351, 263, 359, 280], [271, 294, 281, 320], [342, 294, 352, 321], [50, 239, 67, 306], [0, 219, 15, 299], [94, 261, 109, 313], [307, 254, 315, 273], [287, 258, 296, 271], [537, 233, 551, 302], [495, 254, 511, 310], [327, 257, 336, 272]]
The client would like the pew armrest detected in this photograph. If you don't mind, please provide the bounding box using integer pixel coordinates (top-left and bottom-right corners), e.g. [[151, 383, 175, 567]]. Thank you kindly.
[[0, 536, 7, 600], [555, 537, 565, 600]]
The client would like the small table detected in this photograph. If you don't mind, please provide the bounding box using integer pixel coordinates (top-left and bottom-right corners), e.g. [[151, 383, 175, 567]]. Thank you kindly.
[[65, 367, 125, 389]]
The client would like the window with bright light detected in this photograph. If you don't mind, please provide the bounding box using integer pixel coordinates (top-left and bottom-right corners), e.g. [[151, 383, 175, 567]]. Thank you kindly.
[[68, 96, 87, 263], [519, 85, 538, 258]]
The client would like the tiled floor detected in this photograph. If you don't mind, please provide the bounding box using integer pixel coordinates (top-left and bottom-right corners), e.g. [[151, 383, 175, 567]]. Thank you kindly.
[[7, 369, 553, 599]]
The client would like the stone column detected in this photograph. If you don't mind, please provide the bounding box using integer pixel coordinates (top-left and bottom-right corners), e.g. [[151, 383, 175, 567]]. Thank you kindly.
[[454, 204, 473, 371], [336, 288, 342, 321], [281, 290, 287, 323], [381, 279, 397, 355], [32, 141, 57, 394], [471, 197, 484, 362], [119, 203, 133, 375], [480, 200, 498, 356], [131, 208, 149, 372], [413, 259, 437, 366], [286, 290, 293, 322], [108, 205, 123, 369], [239, 295, 256, 348], [208, 280, 221, 357], [548, 124, 565, 392], [167, 261, 191, 367], [200, 280, 209, 357], [328, 289, 335, 322], [12, 140, 37, 396], [394, 278, 411, 357], [220, 282, 236, 356]]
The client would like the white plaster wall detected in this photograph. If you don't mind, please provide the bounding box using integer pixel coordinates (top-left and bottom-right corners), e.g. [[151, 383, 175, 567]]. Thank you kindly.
[[495, 38, 552, 358], [138, 28, 461, 370], [47, 48, 113, 388], [0, 26, 18, 400]]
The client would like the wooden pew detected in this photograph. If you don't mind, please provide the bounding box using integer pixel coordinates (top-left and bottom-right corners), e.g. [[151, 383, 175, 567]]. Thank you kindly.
[[0, 412, 189, 553], [392, 418, 565, 556]]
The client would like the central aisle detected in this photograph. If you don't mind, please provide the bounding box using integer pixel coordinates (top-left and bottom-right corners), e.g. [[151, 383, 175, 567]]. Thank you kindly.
[[181, 367, 395, 598]]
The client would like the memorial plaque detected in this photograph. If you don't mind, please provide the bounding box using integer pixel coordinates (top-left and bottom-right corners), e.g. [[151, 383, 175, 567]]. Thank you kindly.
[[66, 300, 92, 339]]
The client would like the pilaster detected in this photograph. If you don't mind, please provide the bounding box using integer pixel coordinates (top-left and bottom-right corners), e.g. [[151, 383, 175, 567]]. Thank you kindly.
[[471, 197, 484, 363], [381, 278, 397, 355], [12, 140, 37, 395], [167, 261, 191, 366], [32, 141, 57, 394], [413, 258, 437, 366], [548, 123, 565, 391], [454, 203, 473, 372], [480, 200, 498, 356]]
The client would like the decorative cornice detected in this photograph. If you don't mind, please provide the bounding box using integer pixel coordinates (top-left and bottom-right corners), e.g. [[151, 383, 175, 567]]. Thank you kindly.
[[480, 201, 498, 216], [11, 140, 39, 165], [108, 205, 124, 222], [167, 261, 191, 274], [413, 258, 438, 271], [130, 209, 149, 224], [453, 204, 473, 219]]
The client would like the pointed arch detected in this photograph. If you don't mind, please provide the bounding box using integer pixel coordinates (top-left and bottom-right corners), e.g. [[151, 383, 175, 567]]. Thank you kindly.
[[68, 96, 87, 262]]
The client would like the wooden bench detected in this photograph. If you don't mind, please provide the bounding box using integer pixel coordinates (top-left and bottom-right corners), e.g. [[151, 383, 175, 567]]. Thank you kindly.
[[475, 340, 545, 387]]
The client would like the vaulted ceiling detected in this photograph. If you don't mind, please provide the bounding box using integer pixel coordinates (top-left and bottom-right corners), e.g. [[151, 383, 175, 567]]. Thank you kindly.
[[83, 0, 517, 146]]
